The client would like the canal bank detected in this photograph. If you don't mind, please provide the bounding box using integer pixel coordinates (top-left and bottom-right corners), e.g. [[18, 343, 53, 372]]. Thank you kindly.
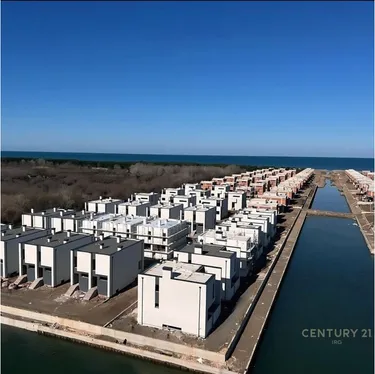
[[249, 181, 374, 374]]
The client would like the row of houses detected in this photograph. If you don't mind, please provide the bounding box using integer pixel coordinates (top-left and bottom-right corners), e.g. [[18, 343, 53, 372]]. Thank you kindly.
[[1, 167, 314, 338], [345, 169, 375, 199]]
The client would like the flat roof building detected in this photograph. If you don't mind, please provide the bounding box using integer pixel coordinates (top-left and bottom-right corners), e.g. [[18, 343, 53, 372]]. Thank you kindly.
[[184, 205, 216, 234], [227, 191, 247, 211], [20, 230, 94, 287], [51, 210, 92, 233], [136, 218, 190, 259], [71, 236, 144, 298], [1, 226, 50, 278], [175, 243, 240, 301], [138, 261, 221, 338], [118, 200, 151, 217], [172, 195, 197, 209], [198, 230, 257, 277], [133, 192, 160, 206], [150, 203, 184, 220], [85, 197, 123, 214], [201, 197, 229, 222], [22, 208, 74, 229]]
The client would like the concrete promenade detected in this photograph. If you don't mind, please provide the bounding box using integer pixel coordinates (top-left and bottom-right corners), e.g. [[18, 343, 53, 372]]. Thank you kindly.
[[227, 185, 315, 373]]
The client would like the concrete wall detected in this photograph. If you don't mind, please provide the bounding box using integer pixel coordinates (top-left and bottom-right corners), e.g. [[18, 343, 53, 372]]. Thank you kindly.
[[1, 315, 232, 374]]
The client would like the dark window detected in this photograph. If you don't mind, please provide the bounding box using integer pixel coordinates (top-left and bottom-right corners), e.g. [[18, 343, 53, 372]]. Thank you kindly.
[[138, 260, 142, 270], [155, 278, 159, 308], [73, 255, 77, 267], [212, 283, 215, 298], [216, 201, 220, 207], [92, 258, 96, 270]]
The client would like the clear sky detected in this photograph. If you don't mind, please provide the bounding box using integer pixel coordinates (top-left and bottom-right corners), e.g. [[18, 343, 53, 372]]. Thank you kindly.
[[1, 1, 374, 158]]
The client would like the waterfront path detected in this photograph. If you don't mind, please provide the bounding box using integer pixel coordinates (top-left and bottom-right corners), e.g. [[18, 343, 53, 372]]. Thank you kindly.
[[227, 185, 315, 373]]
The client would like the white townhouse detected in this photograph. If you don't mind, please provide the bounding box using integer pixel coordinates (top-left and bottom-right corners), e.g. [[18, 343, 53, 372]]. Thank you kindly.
[[133, 192, 160, 206], [227, 191, 247, 211], [200, 197, 229, 222], [149, 203, 184, 220], [188, 189, 211, 205], [160, 188, 185, 204], [85, 197, 124, 214], [80, 213, 121, 236], [175, 243, 240, 301], [182, 183, 200, 195], [183, 205, 216, 234], [138, 261, 221, 338], [1, 225, 49, 278], [22, 208, 75, 229], [71, 235, 144, 298], [215, 220, 264, 260], [51, 210, 92, 233], [241, 208, 278, 238], [117, 200, 151, 217], [100, 215, 145, 238], [211, 184, 230, 199], [198, 230, 257, 277], [19, 230, 93, 286], [136, 218, 189, 259], [232, 213, 272, 248], [172, 195, 197, 209]]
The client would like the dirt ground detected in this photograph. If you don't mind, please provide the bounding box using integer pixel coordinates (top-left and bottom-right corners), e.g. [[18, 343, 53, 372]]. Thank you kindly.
[[1, 281, 137, 326]]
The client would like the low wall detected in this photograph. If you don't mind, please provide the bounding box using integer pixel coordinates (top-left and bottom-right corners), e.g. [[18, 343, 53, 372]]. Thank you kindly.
[[1, 316, 234, 374], [1, 305, 224, 363]]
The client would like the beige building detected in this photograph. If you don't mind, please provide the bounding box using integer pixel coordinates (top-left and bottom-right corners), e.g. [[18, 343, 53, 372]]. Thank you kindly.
[[183, 205, 216, 234], [85, 197, 123, 214]]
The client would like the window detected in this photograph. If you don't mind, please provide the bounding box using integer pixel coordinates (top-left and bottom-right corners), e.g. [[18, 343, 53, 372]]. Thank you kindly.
[[73, 255, 77, 267], [92, 258, 96, 270], [212, 283, 215, 298], [155, 278, 159, 308], [216, 201, 220, 207], [138, 260, 142, 270]]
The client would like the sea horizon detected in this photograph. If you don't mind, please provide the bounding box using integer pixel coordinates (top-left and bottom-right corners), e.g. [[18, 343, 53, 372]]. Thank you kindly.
[[1, 150, 374, 171]]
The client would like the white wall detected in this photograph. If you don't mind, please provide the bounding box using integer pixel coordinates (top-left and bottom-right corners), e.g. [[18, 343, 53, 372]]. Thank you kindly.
[[138, 273, 215, 337], [51, 217, 63, 232], [110, 241, 143, 296]]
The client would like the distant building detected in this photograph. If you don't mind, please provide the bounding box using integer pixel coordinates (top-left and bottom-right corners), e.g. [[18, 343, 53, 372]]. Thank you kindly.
[[85, 197, 123, 214], [183, 205, 216, 234], [22, 208, 74, 229], [200, 197, 229, 222], [133, 192, 160, 206], [71, 235, 144, 298], [138, 261, 221, 338], [136, 218, 189, 259], [117, 200, 151, 217], [51, 210, 92, 233], [172, 195, 197, 209], [227, 191, 246, 211], [1, 225, 49, 278], [150, 203, 184, 220]]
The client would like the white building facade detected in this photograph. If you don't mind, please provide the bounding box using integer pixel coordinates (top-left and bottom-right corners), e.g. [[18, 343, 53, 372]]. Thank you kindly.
[[138, 261, 221, 338]]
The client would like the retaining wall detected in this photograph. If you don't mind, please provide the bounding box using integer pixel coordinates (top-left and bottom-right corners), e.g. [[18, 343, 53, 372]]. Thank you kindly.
[[1, 305, 224, 363], [1, 315, 234, 374]]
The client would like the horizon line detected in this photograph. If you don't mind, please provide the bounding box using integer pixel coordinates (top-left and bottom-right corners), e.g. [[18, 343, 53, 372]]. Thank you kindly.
[[1, 150, 374, 160]]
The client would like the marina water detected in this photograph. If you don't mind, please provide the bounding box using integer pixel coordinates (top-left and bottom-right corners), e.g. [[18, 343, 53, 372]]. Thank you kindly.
[[2, 174, 374, 373]]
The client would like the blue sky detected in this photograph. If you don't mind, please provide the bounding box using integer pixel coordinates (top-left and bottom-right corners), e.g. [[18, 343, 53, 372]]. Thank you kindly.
[[1, 1, 374, 158]]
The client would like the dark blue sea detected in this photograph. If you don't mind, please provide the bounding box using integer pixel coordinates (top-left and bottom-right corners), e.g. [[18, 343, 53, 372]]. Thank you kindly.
[[1, 151, 374, 171]]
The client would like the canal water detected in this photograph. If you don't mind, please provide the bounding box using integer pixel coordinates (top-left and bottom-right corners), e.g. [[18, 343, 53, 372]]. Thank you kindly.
[[2, 183, 373, 374], [251, 184, 374, 374], [311, 178, 350, 213]]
